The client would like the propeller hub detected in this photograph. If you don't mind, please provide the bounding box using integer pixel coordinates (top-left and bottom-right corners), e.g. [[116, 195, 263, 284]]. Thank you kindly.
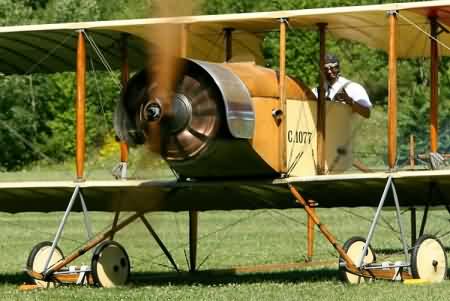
[[166, 93, 192, 134], [143, 101, 162, 122]]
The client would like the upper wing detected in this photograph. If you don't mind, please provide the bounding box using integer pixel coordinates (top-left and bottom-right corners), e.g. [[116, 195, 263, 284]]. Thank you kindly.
[[0, 19, 263, 75], [1, 1, 450, 75]]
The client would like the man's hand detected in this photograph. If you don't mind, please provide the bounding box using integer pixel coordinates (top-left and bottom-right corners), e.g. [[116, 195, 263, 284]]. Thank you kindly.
[[334, 89, 353, 105]]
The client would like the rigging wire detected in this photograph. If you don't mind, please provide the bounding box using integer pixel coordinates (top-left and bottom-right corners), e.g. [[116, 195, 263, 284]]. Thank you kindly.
[[0, 119, 54, 164], [25, 34, 72, 75], [88, 56, 110, 131], [397, 12, 450, 54], [143, 210, 268, 269], [82, 30, 121, 88]]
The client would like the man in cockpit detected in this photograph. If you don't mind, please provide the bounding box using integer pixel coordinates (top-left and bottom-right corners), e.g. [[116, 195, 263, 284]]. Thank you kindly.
[[312, 54, 372, 118]]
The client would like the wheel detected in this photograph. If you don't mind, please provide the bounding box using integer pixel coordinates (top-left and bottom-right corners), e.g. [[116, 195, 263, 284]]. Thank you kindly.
[[26, 241, 64, 288], [91, 240, 130, 288], [339, 236, 376, 284], [411, 234, 447, 282]]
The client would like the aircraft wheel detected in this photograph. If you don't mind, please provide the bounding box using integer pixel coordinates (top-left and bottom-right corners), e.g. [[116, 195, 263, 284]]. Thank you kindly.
[[26, 241, 64, 288], [338, 236, 376, 284], [91, 240, 130, 288], [411, 234, 447, 282]]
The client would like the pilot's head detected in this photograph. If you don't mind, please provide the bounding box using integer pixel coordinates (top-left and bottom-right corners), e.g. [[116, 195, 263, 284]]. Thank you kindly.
[[324, 53, 340, 84]]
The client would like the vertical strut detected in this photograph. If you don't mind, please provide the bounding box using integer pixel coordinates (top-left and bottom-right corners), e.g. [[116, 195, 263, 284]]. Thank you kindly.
[[279, 18, 287, 173], [317, 23, 327, 175], [75, 30, 86, 180], [189, 210, 198, 272], [387, 11, 398, 170], [409, 135, 415, 169], [118, 33, 129, 180], [429, 17, 439, 153], [419, 205, 429, 237], [410, 207, 416, 245], [224, 28, 234, 62]]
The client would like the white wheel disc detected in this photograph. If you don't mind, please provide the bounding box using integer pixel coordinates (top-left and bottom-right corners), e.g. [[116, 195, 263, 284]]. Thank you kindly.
[[412, 235, 447, 283], [27, 241, 64, 288], [92, 241, 130, 288], [339, 237, 375, 284]]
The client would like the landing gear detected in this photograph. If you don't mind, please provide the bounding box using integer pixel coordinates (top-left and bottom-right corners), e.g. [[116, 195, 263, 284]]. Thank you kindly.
[[339, 236, 376, 284], [91, 241, 130, 288], [26, 241, 64, 288], [289, 180, 448, 284], [411, 235, 447, 282]]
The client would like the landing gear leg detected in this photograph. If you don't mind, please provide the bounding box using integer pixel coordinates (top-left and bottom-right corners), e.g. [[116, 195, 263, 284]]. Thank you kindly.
[[189, 210, 198, 272]]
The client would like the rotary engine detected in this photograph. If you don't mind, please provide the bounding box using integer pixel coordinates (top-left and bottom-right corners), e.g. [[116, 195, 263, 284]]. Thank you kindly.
[[115, 58, 316, 178]]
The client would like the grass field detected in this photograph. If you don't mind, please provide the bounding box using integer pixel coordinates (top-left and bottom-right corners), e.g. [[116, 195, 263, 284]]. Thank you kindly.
[[0, 207, 449, 300]]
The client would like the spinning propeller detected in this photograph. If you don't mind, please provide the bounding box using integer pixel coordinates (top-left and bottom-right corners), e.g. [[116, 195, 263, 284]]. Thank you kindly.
[[115, 0, 223, 161]]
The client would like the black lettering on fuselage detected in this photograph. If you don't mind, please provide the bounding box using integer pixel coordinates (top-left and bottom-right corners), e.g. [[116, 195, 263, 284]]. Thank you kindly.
[[287, 130, 312, 144]]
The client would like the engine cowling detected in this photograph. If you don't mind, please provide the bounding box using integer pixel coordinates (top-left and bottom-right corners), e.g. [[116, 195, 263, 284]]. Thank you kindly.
[[115, 58, 318, 179]]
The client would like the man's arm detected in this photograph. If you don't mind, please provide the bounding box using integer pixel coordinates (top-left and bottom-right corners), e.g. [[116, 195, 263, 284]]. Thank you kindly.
[[349, 100, 371, 118], [335, 87, 371, 118]]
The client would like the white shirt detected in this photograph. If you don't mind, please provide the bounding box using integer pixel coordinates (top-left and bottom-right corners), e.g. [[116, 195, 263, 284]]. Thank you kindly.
[[312, 76, 372, 109]]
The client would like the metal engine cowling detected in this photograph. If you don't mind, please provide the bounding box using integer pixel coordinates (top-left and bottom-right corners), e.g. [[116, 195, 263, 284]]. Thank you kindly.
[[115, 58, 313, 178]]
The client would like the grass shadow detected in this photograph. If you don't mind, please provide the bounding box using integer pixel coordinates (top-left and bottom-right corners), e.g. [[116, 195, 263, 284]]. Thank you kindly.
[[375, 246, 450, 255], [6, 259, 450, 287], [0, 272, 30, 285], [129, 268, 338, 287], [0, 268, 338, 286]]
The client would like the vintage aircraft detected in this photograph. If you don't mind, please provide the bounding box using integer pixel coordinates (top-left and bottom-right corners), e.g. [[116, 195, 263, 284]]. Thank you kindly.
[[0, 0, 449, 288]]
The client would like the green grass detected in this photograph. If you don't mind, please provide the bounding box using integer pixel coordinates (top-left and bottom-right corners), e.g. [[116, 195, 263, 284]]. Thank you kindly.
[[0, 207, 449, 300]]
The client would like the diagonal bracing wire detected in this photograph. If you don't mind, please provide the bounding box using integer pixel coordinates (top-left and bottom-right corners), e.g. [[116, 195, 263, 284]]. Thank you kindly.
[[82, 30, 121, 88], [25, 34, 72, 75], [0, 119, 55, 164]]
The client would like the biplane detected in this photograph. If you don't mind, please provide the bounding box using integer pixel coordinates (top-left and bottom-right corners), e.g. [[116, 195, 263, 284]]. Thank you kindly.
[[0, 0, 449, 288]]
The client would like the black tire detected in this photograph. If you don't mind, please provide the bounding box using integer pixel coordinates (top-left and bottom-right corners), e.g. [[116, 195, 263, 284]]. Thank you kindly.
[[411, 234, 447, 282], [338, 236, 376, 284], [91, 240, 130, 288]]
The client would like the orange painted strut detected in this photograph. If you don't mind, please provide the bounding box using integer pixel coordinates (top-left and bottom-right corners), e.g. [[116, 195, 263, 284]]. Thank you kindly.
[[387, 11, 398, 169], [75, 30, 86, 180], [279, 19, 287, 173], [120, 34, 129, 164]]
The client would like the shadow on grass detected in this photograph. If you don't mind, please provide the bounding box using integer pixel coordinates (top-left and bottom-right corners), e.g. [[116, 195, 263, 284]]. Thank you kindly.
[[0, 268, 338, 286], [374, 246, 450, 255], [0, 272, 29, 284], [5, 260, 450, 287], [129, 268, 339, 287]]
